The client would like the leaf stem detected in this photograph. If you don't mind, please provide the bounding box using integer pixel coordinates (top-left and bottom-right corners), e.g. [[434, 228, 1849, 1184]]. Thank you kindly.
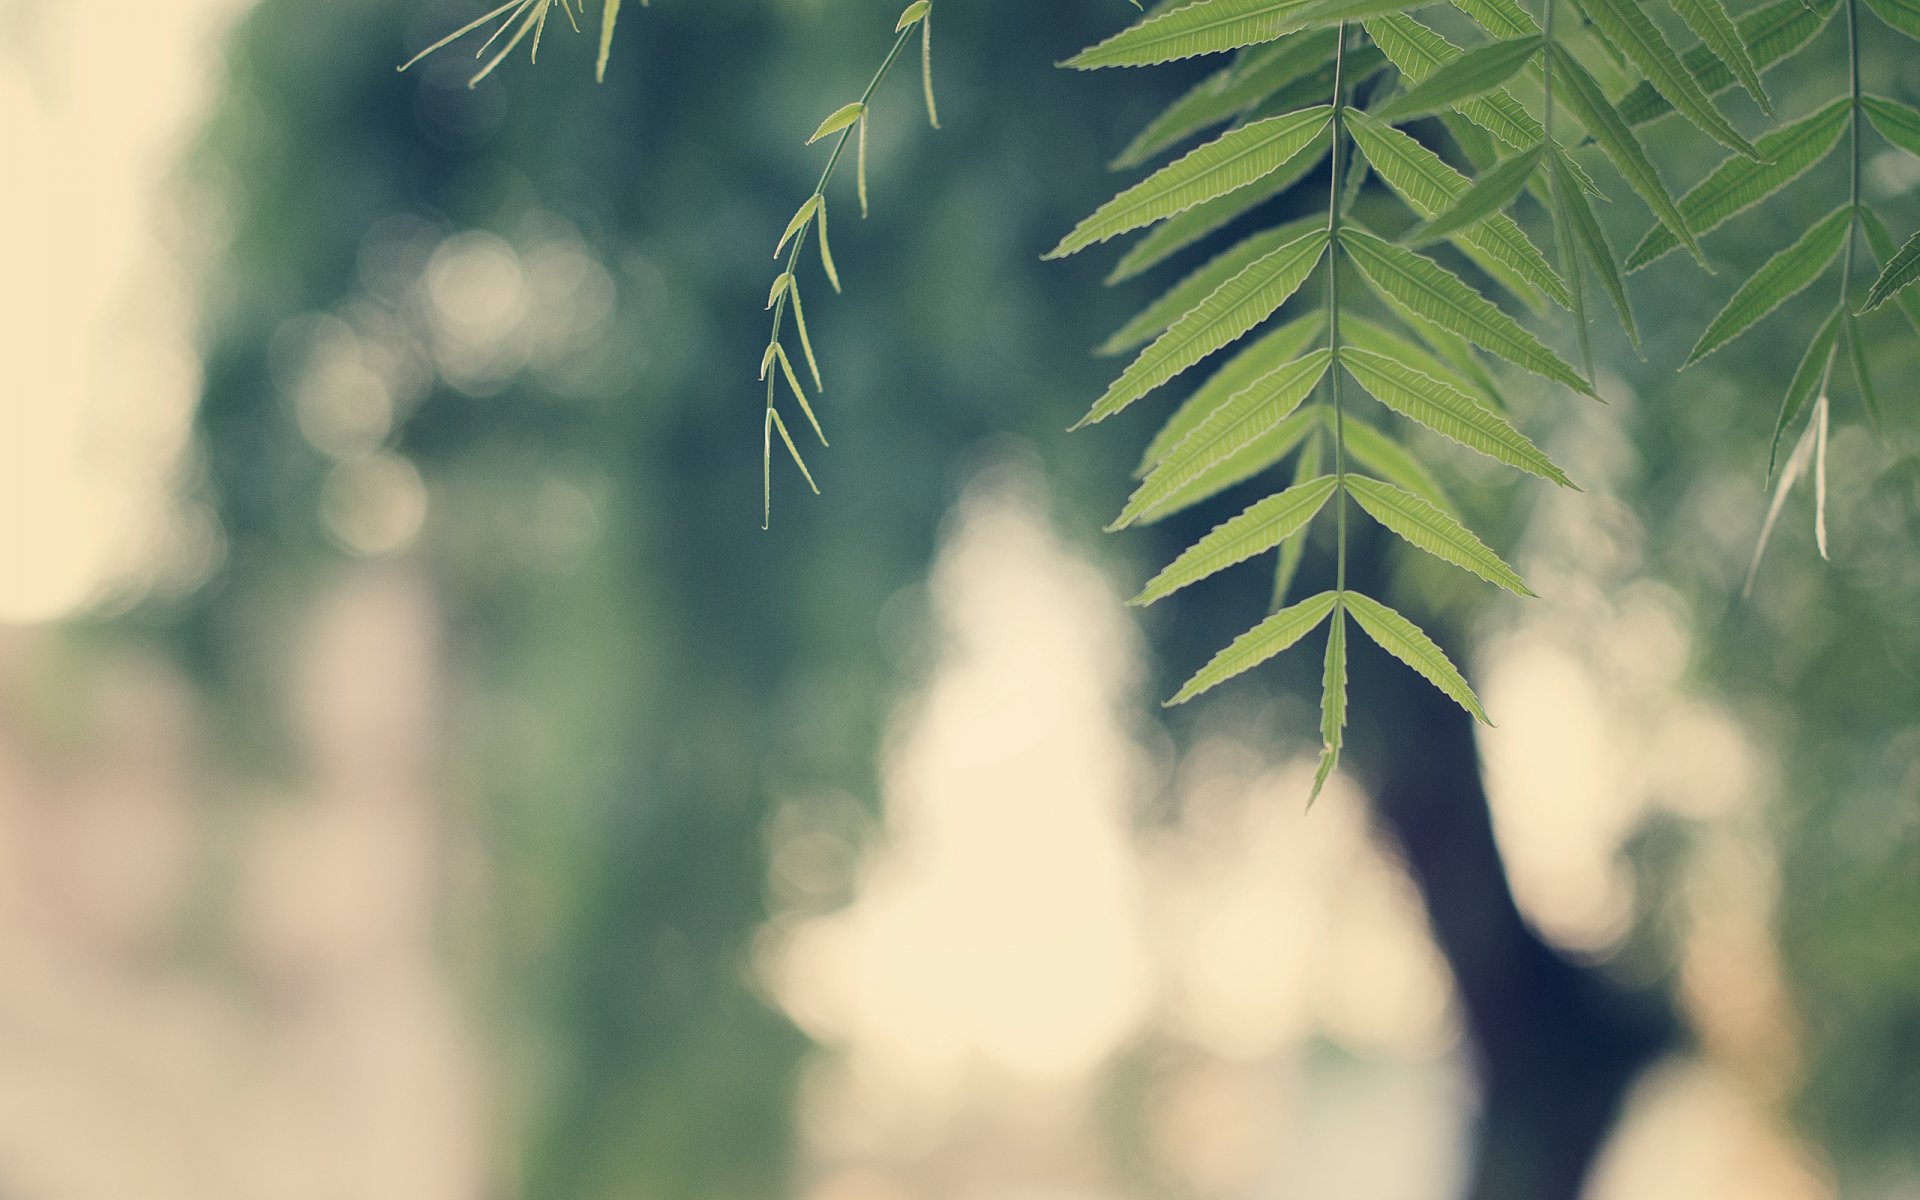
[[762, 16, 922, 525], [1813, 0, 1862, 410], [1328, 21, 1350, 596]]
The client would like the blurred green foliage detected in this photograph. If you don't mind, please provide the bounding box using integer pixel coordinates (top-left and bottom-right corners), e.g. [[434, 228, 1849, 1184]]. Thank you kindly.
[[158, 0, 1919, 1195]]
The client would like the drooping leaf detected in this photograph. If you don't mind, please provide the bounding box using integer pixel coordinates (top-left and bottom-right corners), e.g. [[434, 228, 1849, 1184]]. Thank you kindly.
[[1625, 98, 1849, 271], [1549, 45, 1706, 265], [1340, 226, 1594, 394], [1574, 0, 1761, 157], [1767, 307, 1840, 479], [1167, 590, 1340, 705], [1685, 204, 1851, 366], [1745, 391, 1821, 594], [1133, 475, 1339, 603], [1550, 149, 1639, 354], [1341, 345, 1576, 485], [1343, 590, 1491, 723], [1668, 0, 1771, 112], [921, 5, 940, 129], [1309, 610, 1347, 804], [1347, 475, 1533, 594], [1080, 226, 1329, 426], [1860, 226, 1920, 313], [596, 0, 625, 82], [769, 407, 821, 494], [1049, 105, 1334, 257], [1845, 312, 1884, 430], [1118, 349, 1333, 525], [1860, 207, 1920, 337], [816, 199, 841, 291], [1617, 0, 1837, 126]]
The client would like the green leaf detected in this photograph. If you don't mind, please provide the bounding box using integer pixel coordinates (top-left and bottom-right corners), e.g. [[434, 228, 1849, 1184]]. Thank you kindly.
[[1080, 227, 1329, 427], [1408, 145, 1541, 246], [816, 200, 842, 291], [1845, 312, 1884, 430], [1108, 129, 1332, 282], [1133, 475, 1339, 603], [895, 1, 930, 31], [1118, 349, 1333, 525], [769, 407, 821, 495], [1341, 345, 1576, 485], [921, 6, 940, 129], [776, 195, 821, 258], [1167, 590, 1340, 705], [1114, 30, 1338, 168], [1626, 98, 1849, 272], [1101, 217, 1324, 355], [1340, 226, 1594, 395], [1049, 105, 1333, 257], [1347, 475, 1533, 594], [1345, 591, 1490, 722], [1767, 307, 1840, 479], [1617, 0, 1837, 126], [1685, 204, 1851, 366], [807, 102, 867, 145], [1452, 0, 1536, 37], [1862, 95, 1920, 158], [773, 344, 827, 445], [1137, 408, 1323, 522], [1861, 226, 1920, 313], [596, 0, 623, 82], [1340, 311, 1497, 409], [1309, 610, 1347, 805], [1365, 13, 1541, 151], [1549, 45, 1706, 265], [1272, 432, 1324, 606], [1864, 0, 1920, 40], [786, 277, 823, 391], [1668, 0, 1771, 112], [1373, 36, 1541, 124], [1065, 0, 1319, 69], [1345, 111, 1571, 308], [1138, 313, 1324, 473], [1860, 207, 1920, 337], [1550, 150, 1639, 354], [1573, 0, 1761, 158], [1335, 412, 1464, 518]]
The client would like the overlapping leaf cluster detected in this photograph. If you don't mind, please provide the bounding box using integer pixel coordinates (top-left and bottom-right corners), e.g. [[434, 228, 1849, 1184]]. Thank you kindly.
[[1055, 0, 1915, 798], [400, 0, 637, 87], [759, 2, 941, 525]]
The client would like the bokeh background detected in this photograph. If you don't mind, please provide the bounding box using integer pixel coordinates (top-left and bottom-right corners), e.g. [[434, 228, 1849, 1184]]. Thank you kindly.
[[2, 1, 1917, 1198]]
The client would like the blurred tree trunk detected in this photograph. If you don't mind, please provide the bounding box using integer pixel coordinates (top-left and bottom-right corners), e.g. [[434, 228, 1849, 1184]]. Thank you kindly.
[[1350, 628, 1678, 1200]]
